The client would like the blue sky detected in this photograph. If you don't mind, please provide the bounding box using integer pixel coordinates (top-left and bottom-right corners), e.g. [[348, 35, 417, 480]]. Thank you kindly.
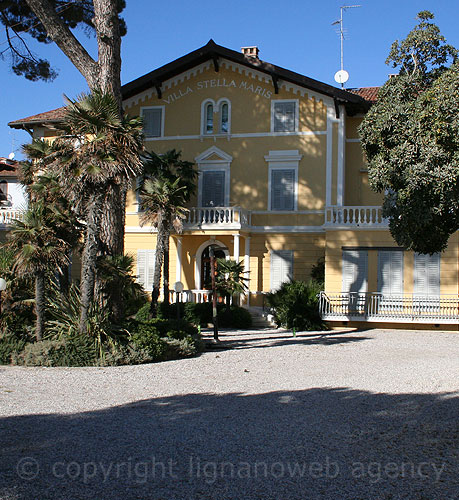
[[1, 0, 458, 158]]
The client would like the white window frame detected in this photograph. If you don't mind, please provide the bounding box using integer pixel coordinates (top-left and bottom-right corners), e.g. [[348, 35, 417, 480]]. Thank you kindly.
[[195, 146, 233, 207], [271, 99, 299, 133], [265, 150, 302, 211], [140, 105, 165, 139]]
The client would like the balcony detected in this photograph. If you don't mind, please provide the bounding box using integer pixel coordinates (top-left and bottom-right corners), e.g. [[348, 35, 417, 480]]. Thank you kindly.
[[184, 206, 251, 230], [324, 206, 388, 228], [0, 209, 24, 225], [319, 292, 459, 324]]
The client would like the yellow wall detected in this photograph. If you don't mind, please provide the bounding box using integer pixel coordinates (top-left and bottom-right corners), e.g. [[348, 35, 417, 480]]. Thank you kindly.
[[325, 230, 459, 295]]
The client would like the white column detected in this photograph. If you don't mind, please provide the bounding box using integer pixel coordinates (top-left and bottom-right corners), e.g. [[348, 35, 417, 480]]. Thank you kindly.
[[337, 105, 345, 206], [326, 106, 334, 207], [244, 236, 251, 306], [233, 233, 240, 262], [175, 237, 182, 282]]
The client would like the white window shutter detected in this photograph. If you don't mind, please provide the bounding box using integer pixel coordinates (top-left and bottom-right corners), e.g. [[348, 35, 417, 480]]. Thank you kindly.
[[378, 251, 403, 294], [271, 169, 294, 211], [143, 108, 162, 137], [137, 250, 147, 288], [202, 171, 225, 207], [342, 250, 368, 293], [271, 250, 293, 291], [414, 253, 440, 296], [147, 250, 156, 291]]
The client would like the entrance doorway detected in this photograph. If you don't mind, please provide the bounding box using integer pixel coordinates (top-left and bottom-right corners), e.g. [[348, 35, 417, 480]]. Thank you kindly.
[[201, 245, 227, 289]]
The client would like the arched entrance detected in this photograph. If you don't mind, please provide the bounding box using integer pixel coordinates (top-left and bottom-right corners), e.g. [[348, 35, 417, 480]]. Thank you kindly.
[[194, 240, 229, 289]]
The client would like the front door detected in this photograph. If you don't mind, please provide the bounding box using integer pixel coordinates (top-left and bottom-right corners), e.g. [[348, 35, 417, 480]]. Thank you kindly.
[[201, 246, 226, 289]]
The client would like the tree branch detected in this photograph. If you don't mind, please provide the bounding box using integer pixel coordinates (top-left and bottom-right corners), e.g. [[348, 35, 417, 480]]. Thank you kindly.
[[24, 0, 99, 88]]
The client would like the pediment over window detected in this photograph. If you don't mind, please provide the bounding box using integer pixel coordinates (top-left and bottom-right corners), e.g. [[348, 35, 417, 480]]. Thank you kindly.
[[195, 146, 233, 164]]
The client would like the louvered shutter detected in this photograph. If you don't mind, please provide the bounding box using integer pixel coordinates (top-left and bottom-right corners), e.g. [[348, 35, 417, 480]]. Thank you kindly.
[[378, 251, 403, 294], [414, 253, 440, 296], [202, 171, 225, 207], [273, 102, 296, 132], [271, 250, 293, 291], [137, 250, 147, 287], [342, 250, 368, 293], [137, 250, 156, 290], [142, 108, 162, 137], [271, 169, 294, 210]]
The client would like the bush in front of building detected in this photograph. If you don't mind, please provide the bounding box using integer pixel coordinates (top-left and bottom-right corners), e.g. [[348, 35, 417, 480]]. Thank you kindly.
[[266, 280, 326, 331]]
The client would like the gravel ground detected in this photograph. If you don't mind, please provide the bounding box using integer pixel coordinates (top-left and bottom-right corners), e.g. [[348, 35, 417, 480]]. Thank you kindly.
[[0, 327, 458, 500]]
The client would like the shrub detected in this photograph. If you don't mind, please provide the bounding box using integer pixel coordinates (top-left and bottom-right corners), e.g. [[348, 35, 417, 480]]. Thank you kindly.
[[12, 336, 98, 367], [164, 336, 197, 358], [135, 302, 152, 322], [218, 305, 252, 329], [266, 280, 325, 331], [130, 323, 168, 361], [0, 334, 27, 365], [184, 302, 212, 326], [99, 343, 153, 366]]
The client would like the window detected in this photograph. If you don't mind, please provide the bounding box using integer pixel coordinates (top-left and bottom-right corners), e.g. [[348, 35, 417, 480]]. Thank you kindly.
[[0, 181, 7, 202], [271, 250, 293, 291], [201, 99, 231, 135], [272, 100, 298, 132], [201, 170, 225, 207], [141, 107, 164, 138], [219, 102, 229, 133], [342, 250, 368, 293], [205, 103, 213, 134], [137, 250, 156, 290], [270, 169, 295, 211]]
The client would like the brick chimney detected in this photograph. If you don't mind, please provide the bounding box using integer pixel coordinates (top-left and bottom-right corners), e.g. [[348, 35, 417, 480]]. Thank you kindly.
[[241, 46, 259, 59]]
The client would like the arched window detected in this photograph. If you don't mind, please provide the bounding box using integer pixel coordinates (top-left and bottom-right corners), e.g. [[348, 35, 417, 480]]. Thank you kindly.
[[220, 102, 229, 133], [205, 103, 214, 134]]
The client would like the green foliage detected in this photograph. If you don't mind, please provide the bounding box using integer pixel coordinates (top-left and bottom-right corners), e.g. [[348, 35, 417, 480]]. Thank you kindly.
[[184, 302, 213, 326], [215, 258, 248, 304], [98, 343, 153, 366], [218, 305, 252, 329], [135, 302, 153, 322], [130, 323, 167, 361], [0, 334, 27, 365], [12, 336, 98, 367], [266, 280, 325, 331], [310, 257, 325, 284], [46, 283, 128, 357], [359, 12, 459, 253]]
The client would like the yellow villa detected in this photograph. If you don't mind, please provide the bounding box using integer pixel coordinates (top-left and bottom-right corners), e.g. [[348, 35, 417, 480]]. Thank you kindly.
[[8, 40, 459, 329]]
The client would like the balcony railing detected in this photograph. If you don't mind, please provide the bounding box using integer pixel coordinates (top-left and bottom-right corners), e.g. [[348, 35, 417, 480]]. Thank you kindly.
[[319, 291, 459, 324], [169, 289, 213, 303], [0, 209, 24, 225], [184, 206, 251, 230], [324, 206, 388, 227]]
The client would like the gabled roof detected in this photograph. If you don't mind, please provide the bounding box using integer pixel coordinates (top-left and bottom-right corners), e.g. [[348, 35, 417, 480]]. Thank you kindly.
[[0, 157, 19, 176], [9, 40, 373, 129]]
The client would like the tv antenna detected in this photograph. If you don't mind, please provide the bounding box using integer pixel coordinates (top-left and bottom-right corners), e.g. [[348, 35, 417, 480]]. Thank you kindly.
[[332, 5, 361, 88]]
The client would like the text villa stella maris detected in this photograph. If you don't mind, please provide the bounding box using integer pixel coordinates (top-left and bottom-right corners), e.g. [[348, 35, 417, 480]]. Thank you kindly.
[[162, 79, 273, 104]]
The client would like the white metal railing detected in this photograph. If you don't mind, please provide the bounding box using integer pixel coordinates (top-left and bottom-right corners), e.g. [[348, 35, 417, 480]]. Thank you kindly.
[[0, 209, 24, 225], [169, 289, 212, 303], [185, 207, 251, 229], [319, 292, 459, 324], [324, 206, 388, 227]]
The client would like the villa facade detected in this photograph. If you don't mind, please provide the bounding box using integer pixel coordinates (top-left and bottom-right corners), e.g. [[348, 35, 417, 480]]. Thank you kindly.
[[8, 40, 459, 329]]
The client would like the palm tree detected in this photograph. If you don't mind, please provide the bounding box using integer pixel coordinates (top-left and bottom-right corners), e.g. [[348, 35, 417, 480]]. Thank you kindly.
[[215, 258, 249, 314], [48, 91, 144, 333], [139, 177, 188, 315], [138, 150, 197, 315], [7, 202, 70, 340]]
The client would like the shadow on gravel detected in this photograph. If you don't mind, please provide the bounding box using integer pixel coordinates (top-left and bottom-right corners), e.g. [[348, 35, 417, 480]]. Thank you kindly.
[[204, 330, 372, 350], [1, 388, 457, 500]]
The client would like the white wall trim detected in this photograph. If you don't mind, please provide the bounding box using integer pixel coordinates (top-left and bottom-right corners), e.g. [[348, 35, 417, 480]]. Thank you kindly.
[[326, 106, 334, 207], [250, 226, 325, 233], [337, 105, 345, 206], [143, 130, 326, 141]]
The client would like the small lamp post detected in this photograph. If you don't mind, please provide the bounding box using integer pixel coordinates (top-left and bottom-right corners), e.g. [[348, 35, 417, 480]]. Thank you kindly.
[[0, 277, 7, 317], [208, 245, 219, 343], [173, 281, 184, 319]]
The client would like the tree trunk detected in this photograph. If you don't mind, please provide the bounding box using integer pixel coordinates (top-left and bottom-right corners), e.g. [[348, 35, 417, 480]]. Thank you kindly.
[[150, 218, 166, 317], [34, 270, 46, 341], [163, 230, 171, 307], [79, 192, 104, 335]]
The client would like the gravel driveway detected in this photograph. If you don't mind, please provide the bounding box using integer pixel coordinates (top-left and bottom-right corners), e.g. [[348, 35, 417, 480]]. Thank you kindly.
[[1, 328, 458, 500]]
